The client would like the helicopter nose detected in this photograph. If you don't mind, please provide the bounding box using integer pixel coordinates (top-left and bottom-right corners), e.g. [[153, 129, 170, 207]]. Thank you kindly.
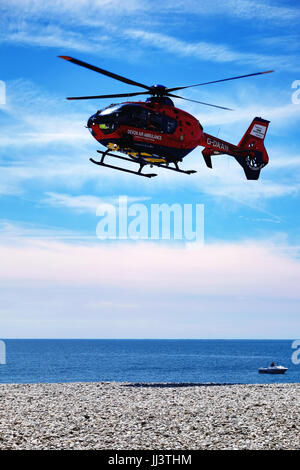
[[87, 115, 94, 128], [87, 114, 98, 137]]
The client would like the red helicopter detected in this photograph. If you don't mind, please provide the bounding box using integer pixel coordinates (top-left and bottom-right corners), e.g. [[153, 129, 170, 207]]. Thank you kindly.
[[59, 56, 273, 179]]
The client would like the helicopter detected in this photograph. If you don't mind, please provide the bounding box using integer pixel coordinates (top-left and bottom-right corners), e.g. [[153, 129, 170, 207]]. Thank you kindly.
[[59, 56, 273, 180]]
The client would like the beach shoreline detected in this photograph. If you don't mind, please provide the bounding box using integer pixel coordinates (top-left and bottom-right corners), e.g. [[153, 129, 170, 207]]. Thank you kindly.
[[0, 382, 299, 450]]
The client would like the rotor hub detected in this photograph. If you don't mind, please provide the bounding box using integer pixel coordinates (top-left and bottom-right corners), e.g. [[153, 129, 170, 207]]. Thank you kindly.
[[146, 96, 174, 106], [151, 84, 167, 95]]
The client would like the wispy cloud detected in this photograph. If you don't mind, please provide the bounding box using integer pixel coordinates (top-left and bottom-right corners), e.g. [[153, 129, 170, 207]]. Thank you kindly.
[[219, 0, 300, 21], [1, 24, 92, 52], [159, 0, 300, 22], [43, 192, 150, 213], [0, 22, 117, 56], [0, 79, 91, 149], [0, 0, 298, 67], [269, 154, 300, 169], [1, 0, 298, 26], [0, 219, 94, 242], [43, 192, 105, 213], [1, 20, 294, 70], [123, 29, 295, 70]]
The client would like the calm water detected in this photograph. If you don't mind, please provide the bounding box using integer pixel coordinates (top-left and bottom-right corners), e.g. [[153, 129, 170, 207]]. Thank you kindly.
[[0, 339, 299, 384]]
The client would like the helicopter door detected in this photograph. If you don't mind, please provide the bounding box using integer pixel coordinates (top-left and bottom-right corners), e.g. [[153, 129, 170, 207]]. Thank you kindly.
[[118, 105, 147, 129], [146, 111, 163, 132]]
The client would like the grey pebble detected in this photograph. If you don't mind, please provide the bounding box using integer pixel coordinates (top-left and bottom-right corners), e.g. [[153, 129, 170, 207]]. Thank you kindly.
[[0, 382, 299, 450]]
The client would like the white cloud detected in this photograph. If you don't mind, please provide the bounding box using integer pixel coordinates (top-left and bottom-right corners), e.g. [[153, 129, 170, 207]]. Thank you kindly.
[[0, 79, 92, 149], [1, 236, 300, 296], [0, 237, 300, 337], [270, 155, 300, 169], [1, 24, 92, 52], [160, 0, 299, 22], [1, 0, 298, 25], [43, 192, 150, 213]]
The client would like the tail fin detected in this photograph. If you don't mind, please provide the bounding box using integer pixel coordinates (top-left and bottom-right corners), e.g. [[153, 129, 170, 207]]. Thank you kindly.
[[235, 117, 270, 180]]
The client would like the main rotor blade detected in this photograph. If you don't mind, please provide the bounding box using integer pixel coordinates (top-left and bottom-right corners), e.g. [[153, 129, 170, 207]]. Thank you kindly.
[[167, 93, 233, 111], [59, 56, 152, 91], [166, 70, 274, 93], [66, 91, 150, 100]]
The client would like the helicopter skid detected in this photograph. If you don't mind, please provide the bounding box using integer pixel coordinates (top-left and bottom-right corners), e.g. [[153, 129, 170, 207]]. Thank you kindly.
[[90, 149, 197, 178], [156, 163, 196, 175], [90, 159, 156, 179], [90, 159, 156, 178]]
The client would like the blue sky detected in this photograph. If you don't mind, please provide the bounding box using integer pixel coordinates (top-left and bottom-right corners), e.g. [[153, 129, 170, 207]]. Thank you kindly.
[[0, 0, 300, 338]]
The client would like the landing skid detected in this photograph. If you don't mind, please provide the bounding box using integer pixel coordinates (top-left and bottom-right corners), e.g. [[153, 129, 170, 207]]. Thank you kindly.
[[157, 161, 197, 175], [90, 150, 197, 178]]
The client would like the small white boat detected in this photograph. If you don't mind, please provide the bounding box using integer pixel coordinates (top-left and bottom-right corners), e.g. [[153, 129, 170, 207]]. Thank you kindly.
[[258, 363, 288, 374]]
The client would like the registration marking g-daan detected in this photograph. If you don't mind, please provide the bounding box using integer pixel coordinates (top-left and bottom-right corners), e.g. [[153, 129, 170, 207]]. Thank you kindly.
[[206, 137, 229, 152], [108, 453, 192, 467]]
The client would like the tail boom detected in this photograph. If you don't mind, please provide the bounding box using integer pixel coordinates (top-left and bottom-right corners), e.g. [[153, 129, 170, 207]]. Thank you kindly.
[[200, 117, 270, 180]]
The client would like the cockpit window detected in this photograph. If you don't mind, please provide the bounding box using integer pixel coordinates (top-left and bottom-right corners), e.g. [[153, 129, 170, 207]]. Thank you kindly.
[[95, 104, 177, 135], [99, 105, 122, 116], [96, 109, 119, 134]]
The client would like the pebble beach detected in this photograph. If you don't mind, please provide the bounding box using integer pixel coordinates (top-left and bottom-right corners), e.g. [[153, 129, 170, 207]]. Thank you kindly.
[[0, 382, 299, 450]]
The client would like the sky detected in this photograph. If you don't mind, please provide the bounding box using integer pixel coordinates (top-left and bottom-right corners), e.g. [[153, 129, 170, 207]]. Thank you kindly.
[[0, 0, 300, 338]]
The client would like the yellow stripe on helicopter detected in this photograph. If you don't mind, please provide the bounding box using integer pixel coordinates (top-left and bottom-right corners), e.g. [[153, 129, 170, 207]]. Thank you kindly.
[[144, 157, 166, 163], [106, 145, 166, 163], [128, 152, 166, 163]]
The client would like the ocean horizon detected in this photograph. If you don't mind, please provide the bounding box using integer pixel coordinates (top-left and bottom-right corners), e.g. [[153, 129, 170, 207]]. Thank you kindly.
[[0, 339, 299, 385]]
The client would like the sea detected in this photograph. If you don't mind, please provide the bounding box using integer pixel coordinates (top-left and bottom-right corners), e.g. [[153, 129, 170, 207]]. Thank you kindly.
[[0, 339, 299, 385]]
